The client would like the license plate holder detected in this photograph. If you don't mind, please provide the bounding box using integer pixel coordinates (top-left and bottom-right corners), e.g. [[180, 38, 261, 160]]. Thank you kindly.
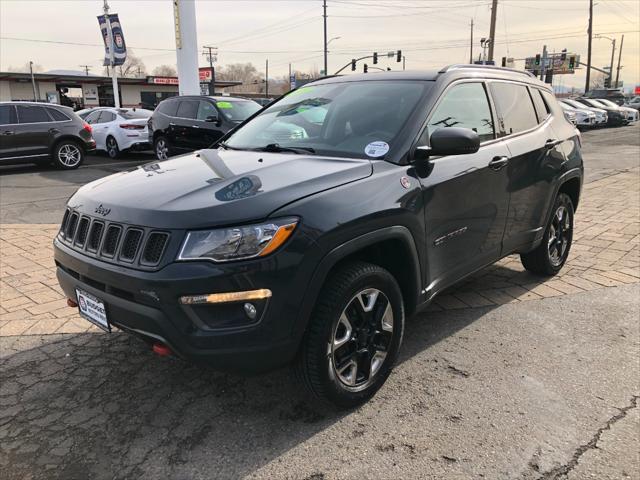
[[76, 288, 111, 332]]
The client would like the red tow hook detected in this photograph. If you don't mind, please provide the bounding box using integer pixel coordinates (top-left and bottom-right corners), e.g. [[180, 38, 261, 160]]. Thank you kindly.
[[67, 298, 78, 308], [152, 343, 172, 357]]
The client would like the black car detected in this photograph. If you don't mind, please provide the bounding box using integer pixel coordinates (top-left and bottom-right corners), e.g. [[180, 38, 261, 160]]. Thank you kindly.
[[575, 98, 628, 126], [0, 102, 96, 169], [148, 96, 261, 160], [54, 66, 583, 407]]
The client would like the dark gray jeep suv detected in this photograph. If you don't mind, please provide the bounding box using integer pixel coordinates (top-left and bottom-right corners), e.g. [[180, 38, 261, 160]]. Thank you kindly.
[[54, 66, 583, 407]]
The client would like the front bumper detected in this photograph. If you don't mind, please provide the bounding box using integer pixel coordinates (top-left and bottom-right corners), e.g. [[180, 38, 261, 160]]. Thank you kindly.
[[54, 233, 321, 372]]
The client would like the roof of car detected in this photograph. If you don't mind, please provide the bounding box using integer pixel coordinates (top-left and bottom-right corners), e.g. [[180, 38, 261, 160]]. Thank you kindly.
[[164, 95, 256, 102], [0, 101, 72, 108], [310, 64, 550, 90]]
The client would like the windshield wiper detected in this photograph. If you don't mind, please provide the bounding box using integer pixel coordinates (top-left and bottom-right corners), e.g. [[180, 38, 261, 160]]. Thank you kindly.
[[217, 142, 240, 150], [254, 143, 316, 154]]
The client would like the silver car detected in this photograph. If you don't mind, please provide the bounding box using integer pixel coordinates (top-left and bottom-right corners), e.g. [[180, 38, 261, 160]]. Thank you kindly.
[[559, 102, 596, 129]]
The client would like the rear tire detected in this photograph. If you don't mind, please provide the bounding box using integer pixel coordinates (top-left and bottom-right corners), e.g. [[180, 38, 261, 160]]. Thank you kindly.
[[294, 261, 405, 409], [106, 136, 120, 159], [154, 136, 172, 160], [521, 193, 574, 276], [52, 141, 84, 170]]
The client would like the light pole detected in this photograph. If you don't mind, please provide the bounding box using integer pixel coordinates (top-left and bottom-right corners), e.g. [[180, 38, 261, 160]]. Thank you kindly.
[[326, 36, 341, 74], [202, 46, 217, 95], [595, 35, 616, 88], [480, 38, 491, 64]]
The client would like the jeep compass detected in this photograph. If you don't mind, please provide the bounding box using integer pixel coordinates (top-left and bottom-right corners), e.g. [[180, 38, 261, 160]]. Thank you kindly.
[[54, 66, 583, 407]]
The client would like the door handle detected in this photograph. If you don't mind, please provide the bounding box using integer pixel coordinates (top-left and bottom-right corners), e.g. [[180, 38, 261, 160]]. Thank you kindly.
[[48, 128, 60, 134], [545, 139, 562, 149], [1, 130, 14, 136], [488, 156, 509, 170], [192, 125, 200, 129], [169, 122, 176, 126]]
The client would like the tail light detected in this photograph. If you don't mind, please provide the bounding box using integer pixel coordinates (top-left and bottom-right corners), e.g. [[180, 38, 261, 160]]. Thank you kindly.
[[119, 124, 145, 130], [83, 122, 92, 133]]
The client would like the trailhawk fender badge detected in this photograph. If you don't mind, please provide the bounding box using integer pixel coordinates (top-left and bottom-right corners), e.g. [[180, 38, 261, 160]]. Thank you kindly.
[[94, 204, 111, 216], [400, 176, 411, 189]]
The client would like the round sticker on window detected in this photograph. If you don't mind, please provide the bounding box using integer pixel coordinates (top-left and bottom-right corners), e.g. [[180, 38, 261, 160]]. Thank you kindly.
[[365, 141, 389, 158]]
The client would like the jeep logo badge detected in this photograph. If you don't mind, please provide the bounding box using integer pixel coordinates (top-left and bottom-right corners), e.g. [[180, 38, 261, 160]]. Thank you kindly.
[[94, 204, 111, 216]]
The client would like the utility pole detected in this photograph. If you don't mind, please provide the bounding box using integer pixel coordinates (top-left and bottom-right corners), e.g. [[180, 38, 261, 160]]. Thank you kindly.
[[265, 59, 269, 98], [469, 19, 474, 64], [103, 0, 120, 107], [607, 37, 616, 88], [29, 61, 38, 101], [615, 34, 624, 88], [488, 0, 498, 62], [585, 0, 593, 93], [79, 65, 91, 76], [403, 56, 406, 70], [323, 0, 328, 75], [203, 46, 217, 95], [541, 44, 547, 81]]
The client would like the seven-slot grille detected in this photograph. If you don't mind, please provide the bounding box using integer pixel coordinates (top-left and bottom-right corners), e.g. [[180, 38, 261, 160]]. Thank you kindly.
[[59, 209, 170, 268]]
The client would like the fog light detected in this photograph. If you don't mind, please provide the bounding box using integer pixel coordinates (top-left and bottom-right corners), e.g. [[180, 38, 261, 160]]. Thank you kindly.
[[244, 303, 257, 320]]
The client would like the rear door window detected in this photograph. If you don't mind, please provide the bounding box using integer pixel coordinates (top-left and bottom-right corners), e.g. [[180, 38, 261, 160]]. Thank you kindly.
[[46, 107, 70, 122], [0, 105, 17, 125], [176, 100, 198, 119], [16, 105, 51, 124], [97, 111, 116, 123], [428, 82, 495, 142], [489, 82, 538, 136], [85, 110, 102, 124]]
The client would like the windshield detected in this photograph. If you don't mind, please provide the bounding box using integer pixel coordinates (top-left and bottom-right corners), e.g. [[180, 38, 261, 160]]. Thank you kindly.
[[585, 99, 607, 108], [215, 100, 261, 122], [118, 109, 152, 119], [597, 99, 618, 108], [224, 81, 429, 159]]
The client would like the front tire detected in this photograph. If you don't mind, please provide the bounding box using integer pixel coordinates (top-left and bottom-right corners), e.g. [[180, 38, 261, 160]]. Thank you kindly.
[[295, 262, 405, 408], [106, 136, 120, 159], [521, 193, 574, 276], [52, 141, 84, 170]]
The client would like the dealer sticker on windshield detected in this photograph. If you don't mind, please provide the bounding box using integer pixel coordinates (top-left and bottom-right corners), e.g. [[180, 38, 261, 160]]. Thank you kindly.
[[365, 141, 389, 158]]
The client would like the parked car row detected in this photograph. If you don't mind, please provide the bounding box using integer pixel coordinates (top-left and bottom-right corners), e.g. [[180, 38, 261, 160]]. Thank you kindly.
[[558, 97, 638, 128]]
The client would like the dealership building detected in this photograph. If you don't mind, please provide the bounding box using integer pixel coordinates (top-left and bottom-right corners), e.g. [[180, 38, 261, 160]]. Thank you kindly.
[[0, 69, 242, 109]]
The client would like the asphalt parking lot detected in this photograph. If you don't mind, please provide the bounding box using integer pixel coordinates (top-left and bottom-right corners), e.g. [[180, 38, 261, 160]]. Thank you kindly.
[[1, 124, 639, 479]]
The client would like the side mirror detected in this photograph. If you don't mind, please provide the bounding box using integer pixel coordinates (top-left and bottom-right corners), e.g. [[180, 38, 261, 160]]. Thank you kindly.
[[205, 114, 219, 124], [428, 127, 480, 156]]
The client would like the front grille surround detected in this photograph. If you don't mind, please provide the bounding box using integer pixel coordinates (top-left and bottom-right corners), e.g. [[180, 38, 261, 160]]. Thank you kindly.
[[57, 209, 173, 270]]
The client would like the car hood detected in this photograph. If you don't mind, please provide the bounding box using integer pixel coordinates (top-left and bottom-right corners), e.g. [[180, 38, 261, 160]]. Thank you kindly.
[[68, 149, 372, 229]]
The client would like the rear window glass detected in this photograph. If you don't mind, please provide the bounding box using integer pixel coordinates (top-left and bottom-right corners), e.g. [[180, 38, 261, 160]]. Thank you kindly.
[[117, 109, 152, 119], [0, 105, 16, 125], [158, 100, 178, 116], [530, 89, 549, 123], [98, 111, 116, 123], [17, 105, 50, 123], [176, 101, 199, 119], [490, 82, 538, 136], [46, 107, 70, 121]]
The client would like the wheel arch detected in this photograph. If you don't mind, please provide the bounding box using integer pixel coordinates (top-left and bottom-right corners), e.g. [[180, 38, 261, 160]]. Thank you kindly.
[[51, 135, 85, 154], [294, 226, 422, 341], [558, 175, 581, 211]]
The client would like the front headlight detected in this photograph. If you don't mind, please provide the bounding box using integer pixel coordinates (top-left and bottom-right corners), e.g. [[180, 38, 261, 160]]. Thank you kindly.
[[178, 218, 298, 262]]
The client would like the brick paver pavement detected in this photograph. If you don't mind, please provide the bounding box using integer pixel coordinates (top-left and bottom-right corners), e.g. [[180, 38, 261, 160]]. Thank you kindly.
[[1, 168, 639, 336]]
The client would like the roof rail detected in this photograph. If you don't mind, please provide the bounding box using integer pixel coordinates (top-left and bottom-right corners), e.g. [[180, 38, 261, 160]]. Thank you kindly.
[[439, 64, 536, 78]]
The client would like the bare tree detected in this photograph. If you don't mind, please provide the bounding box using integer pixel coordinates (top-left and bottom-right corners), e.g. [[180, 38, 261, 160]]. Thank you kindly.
[[103, 49, 147, 78], [590, 72, 607, 89], [151, 65, 177, 77], [217, 63, 264, 93]]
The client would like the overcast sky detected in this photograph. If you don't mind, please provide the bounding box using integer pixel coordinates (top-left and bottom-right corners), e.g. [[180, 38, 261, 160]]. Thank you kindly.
[[1, 0, 638, 91]]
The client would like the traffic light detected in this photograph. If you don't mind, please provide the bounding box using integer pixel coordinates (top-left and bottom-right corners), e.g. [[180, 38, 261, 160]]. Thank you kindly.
[[351, 59, 356, 71], [363, 63, 368, 73], [604, 77, 611, 88], [396, 50, 402, 62], [535, 54, 541, 66], [373, 52, 378, 64], [568, 56, 576, 70], [560, 51, 567, 61], [501, 57, 506, 67], [545, 69, 553, 84]]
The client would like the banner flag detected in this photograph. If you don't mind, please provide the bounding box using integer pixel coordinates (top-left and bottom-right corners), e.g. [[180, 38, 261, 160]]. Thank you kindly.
[[98, 14, 127, 66]]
